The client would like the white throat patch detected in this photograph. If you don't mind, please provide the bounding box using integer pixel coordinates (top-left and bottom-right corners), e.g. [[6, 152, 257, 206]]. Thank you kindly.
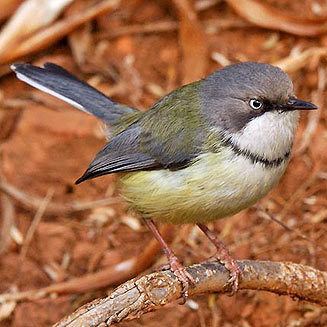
[[229, 111, 299, 160]]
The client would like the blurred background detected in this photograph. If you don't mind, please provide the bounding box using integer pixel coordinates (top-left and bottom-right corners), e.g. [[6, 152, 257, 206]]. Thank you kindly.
[[0, 0, 326, 326]]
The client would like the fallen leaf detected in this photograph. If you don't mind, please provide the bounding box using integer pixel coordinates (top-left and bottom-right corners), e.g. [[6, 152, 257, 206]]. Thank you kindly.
[[0, 301, 16, 321], [66, 1, 93, 67], [211, 52, 231, 67], [0, 0, 74, 56], [0, 0, 22, 22], [172, 0, 208, 83], [227, 0, 327, 36], [0, 0, 120, 64]]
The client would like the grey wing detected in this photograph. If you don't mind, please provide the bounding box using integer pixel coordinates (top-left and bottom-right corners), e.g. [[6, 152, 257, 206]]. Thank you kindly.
[[75, 126, 159, 184], [76, 81, 207, 184]]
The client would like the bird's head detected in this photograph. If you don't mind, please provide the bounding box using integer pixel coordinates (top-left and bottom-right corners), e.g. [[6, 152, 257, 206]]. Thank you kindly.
[[201, 62, 317, 160]]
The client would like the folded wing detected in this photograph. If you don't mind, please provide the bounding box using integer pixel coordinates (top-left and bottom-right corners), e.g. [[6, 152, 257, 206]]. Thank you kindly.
[[76, 81, 208, 183]]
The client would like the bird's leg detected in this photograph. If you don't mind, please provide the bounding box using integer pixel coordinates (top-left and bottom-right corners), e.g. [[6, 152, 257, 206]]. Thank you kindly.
[[143, 218, 194, 299], [197, 223, 241, 295]]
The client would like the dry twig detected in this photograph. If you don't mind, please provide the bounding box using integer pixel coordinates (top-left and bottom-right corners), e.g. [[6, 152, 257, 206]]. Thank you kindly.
[[0, 194, 15, 255], [20, 189, 54, 259], [257, 208, 327, 253], [274, 47, 327, 73], [295, 67, 325, 155], [277, 167, 320, 220], [0, 179, 120, 216], [97, 18, 249, 40], [0, 225, 174, 303], [54, 260, 327, 326]]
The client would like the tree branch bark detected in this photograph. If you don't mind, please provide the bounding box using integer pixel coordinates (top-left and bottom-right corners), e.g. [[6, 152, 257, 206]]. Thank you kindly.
[[54, 260, 327, 327]]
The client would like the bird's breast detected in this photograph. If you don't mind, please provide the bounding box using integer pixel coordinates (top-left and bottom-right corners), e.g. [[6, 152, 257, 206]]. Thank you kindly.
[[119, 149, 288, 224]]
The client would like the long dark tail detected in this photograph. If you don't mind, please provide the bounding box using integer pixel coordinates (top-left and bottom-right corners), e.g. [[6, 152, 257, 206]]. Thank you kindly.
[[11, 62, 135, 125]]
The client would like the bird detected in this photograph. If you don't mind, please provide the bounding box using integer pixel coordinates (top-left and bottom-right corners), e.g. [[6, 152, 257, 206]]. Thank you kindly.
[[11, 61, 317, 296]]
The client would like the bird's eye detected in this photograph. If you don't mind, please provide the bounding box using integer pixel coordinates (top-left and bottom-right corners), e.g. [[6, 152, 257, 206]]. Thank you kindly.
[[249, 99, 263, 110]]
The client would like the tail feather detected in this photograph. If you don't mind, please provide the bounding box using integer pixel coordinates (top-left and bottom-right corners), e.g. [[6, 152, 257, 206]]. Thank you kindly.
[[11, 62, 135, 125]]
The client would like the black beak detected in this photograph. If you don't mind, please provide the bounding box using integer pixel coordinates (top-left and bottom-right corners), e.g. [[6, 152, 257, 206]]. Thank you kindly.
[[281, 97, 318, 111]]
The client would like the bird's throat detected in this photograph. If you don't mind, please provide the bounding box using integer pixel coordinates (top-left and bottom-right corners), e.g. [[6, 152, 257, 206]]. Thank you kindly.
[[223, 110, 299, 162]]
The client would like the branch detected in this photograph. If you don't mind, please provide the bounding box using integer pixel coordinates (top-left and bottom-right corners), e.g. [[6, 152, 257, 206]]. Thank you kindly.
[[54, 260, 327, 327]]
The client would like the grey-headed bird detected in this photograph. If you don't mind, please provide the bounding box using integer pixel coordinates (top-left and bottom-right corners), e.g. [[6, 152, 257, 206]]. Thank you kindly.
[[11, 62, 317, 295]]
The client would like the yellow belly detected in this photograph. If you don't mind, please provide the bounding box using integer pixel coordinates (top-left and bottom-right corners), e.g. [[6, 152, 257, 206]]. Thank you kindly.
[[119, 150, 287, 224]]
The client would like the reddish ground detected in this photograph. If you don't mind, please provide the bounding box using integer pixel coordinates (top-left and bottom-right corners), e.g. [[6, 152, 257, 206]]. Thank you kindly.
[[0, 0, 326, 326]]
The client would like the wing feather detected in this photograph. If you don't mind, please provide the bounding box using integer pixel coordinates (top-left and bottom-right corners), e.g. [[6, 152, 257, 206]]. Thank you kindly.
[[76, 81, 208, 183]]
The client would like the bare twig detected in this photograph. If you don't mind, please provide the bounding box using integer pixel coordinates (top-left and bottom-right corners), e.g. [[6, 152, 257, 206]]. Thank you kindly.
[[295, 67, 325, 155], [20, 189, 54, 259], [97, 18, 249, 40], [273, 47, 327, 73], [0, 225, 174, 302], [257, 209, 327, 253], [277, 167, 320, 220], [194, 0, 221, 11], [0, 194, 15, 255], [54, 260, 327, 326], [0, 179, 120, 216], [286, 307, 327, 327], [0, 97, 33, 108], [98, 20, 179, 39]]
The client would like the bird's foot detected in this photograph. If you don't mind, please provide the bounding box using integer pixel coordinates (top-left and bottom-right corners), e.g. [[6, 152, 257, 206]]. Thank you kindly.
[[142, 218, 194, 302], [215, 255, 241, 295], [168, 253, 195, 301], [197, 223, 241, 295]]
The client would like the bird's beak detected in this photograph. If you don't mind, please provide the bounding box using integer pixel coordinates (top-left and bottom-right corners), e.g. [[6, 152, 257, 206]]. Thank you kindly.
[[281, 97, 318, 111]]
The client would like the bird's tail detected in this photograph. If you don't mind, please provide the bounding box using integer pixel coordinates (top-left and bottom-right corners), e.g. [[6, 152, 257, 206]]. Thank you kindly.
[[11, 62, 135, 125]]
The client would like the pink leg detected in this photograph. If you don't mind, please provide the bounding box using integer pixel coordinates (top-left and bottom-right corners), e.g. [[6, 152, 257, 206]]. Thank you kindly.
[[143, 218, 194, 298], [197, 223, 241, 294]]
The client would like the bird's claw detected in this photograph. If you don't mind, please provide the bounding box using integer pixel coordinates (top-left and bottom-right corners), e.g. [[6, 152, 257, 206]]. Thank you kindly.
[[168, 255, 195, 302], [219, 258, 241, 296]]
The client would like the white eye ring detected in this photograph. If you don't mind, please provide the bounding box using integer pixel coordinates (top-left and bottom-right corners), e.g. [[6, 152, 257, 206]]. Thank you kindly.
[[249, 99, 263, 110]]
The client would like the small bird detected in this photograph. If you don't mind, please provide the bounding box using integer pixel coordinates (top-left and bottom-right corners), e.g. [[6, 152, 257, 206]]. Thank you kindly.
[[11, 62, 317, 295]]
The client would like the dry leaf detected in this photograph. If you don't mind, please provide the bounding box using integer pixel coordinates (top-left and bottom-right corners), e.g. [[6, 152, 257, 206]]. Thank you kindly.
[[0, 0, 121, 64], [121, 215, 142, 231], [68, 23, 93, 67], [0, 301, 16, 321], [227, 0, 327, 36], [211, 52, 231, 67], [66, 1, 93, 67], [172, 0, 208, 84], [0, 0, 22, 22], [9, 225, 23, 245], [0, 0, 74, 55]]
